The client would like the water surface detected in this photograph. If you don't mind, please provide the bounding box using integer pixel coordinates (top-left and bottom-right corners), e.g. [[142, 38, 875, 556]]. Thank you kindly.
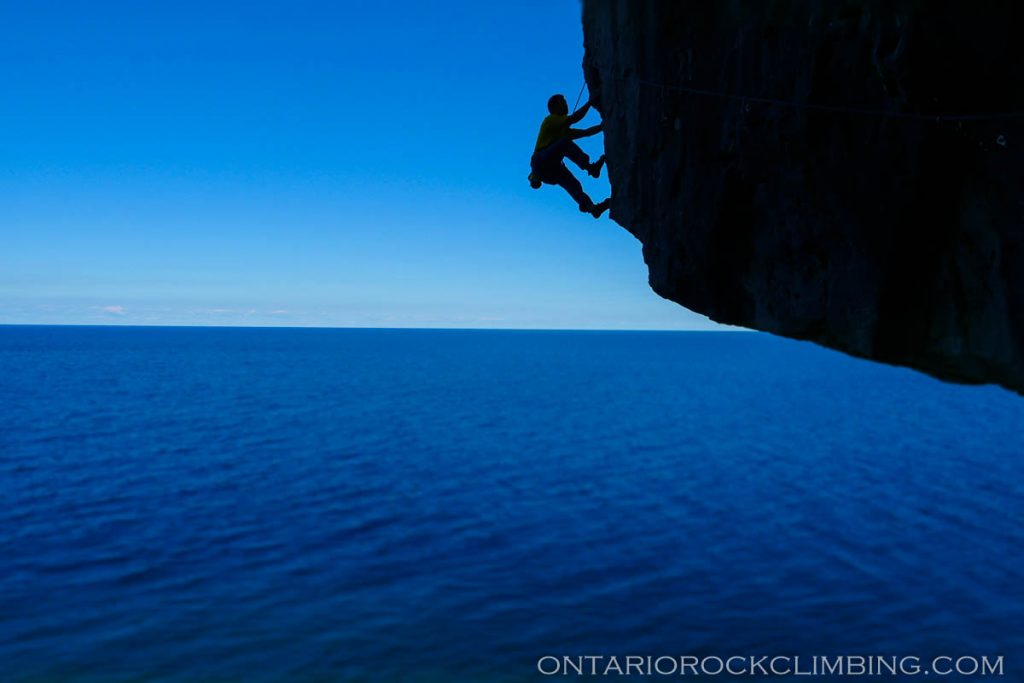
[[2, 326, 1021, 681]]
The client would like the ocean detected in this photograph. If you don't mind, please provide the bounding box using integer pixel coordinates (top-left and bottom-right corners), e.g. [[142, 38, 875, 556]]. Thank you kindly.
[[2, 326, 1022, 681]]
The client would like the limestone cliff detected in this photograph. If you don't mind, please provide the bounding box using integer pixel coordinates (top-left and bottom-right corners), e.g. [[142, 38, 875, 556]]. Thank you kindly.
[[582, 0, 1024, 393]]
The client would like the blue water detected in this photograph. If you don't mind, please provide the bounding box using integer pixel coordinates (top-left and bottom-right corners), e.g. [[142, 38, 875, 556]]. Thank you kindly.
[[1, 326, 1022, 682]]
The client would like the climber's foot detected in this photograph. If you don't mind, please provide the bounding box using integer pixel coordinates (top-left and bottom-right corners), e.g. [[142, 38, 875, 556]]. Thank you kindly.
[[588, 154, 606, 179], [590, 198, 611, 218]]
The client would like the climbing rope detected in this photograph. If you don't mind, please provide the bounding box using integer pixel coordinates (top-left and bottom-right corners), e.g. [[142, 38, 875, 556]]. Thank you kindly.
[[571, 81, 587, 114], [586, 61, 1024, 123]]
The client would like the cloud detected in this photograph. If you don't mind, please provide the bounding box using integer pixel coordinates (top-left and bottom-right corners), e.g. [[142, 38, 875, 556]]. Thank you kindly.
[[100, 305, 125, 315], [270, 309, 290, 315]]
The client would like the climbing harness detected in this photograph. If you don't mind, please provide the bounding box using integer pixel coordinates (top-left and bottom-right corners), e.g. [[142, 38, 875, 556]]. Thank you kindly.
[[527, 82, 592, 190]]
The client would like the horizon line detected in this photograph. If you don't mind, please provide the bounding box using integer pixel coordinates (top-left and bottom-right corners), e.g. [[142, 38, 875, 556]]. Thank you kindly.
[[0, 322, 750, 333]]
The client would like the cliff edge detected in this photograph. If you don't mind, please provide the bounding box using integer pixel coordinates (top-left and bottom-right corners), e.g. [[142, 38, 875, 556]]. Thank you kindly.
[[583, 0, 1024, 393]]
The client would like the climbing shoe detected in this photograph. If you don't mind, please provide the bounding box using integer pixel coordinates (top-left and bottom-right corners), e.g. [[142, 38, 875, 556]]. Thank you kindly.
[[587, 154, 606, 179]]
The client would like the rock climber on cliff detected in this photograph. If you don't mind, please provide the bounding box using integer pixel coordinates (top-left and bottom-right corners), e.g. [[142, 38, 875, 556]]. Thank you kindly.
[[529, 93, 610, 218]]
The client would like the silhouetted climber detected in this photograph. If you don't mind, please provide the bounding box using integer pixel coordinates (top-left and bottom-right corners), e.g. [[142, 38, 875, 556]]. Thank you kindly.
[[529, 94, 610, 218]]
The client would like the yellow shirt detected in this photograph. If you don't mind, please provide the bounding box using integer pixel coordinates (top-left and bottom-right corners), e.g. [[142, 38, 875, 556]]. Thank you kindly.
[[533, 114, 569, 153]]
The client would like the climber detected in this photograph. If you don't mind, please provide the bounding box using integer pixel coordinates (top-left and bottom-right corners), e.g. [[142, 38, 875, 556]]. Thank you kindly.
[[529, 93, 610, 218]]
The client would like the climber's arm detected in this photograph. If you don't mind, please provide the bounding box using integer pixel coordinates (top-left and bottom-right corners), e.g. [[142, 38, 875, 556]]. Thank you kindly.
[[567, 124, 602, 140], [567, 100, 591, 124]]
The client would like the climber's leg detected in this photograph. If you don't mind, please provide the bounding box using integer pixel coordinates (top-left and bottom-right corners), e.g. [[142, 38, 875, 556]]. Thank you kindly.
[[552, 139, 605, 178], [549, 163, 594, 212], [537, 137, 588, 170], [560, 140, 591, 171]]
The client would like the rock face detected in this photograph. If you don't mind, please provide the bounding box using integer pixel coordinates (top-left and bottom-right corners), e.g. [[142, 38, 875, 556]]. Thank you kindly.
[[582, 0, 1024, 393]]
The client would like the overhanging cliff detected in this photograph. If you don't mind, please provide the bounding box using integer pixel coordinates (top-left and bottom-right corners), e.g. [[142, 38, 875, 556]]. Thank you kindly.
[[582, 0, 1024, 393]]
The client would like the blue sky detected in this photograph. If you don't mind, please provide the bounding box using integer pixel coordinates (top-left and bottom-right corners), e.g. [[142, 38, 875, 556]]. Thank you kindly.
[[2, 1, 722, 329]]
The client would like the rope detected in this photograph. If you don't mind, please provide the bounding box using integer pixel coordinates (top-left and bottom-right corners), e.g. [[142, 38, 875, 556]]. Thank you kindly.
[[571, 81, 587, 114], [587, 61, 1024, 123]]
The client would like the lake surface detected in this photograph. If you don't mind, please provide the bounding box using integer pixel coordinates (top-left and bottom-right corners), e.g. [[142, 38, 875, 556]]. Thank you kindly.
[[2, 326, 1021, 681]]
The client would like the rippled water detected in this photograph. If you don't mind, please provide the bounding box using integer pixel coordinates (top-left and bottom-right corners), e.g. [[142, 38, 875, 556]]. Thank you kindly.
[[1, 326, 1022, 682]]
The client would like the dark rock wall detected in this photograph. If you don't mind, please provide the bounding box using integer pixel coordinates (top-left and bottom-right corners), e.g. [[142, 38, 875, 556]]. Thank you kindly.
[[582, 0, 1024, 393]]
